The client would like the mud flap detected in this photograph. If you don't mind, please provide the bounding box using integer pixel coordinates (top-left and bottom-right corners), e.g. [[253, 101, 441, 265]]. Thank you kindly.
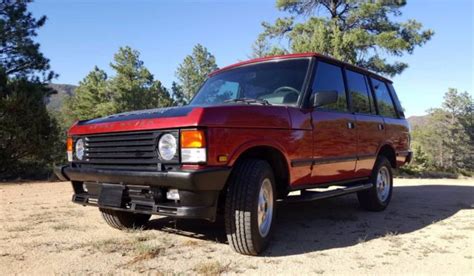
[[98, 184, 124, 208]]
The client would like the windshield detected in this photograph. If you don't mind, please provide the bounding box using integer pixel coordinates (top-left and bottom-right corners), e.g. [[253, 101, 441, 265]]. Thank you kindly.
[[190, 58, 310, 106]]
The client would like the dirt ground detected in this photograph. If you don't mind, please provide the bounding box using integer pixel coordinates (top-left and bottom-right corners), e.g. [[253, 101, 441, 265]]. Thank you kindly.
[[0, 178, 473, 275]]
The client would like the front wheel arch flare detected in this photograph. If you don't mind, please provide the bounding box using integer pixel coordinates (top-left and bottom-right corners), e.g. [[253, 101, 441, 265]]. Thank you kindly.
[[229, 145, 290, 199]]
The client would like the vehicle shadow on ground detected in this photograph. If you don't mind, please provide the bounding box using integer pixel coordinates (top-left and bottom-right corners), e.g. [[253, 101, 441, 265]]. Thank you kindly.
[[145, 184, 473, 257]]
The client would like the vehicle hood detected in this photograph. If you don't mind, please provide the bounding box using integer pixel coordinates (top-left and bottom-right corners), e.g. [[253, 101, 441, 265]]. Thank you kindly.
[[68, 105, 291, 136]]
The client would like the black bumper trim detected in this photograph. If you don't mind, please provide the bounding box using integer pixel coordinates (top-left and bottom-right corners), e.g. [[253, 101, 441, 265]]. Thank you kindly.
[[54, 165, 69, 181], [55, 165, 231, 191], [73, 193, 217, 220]]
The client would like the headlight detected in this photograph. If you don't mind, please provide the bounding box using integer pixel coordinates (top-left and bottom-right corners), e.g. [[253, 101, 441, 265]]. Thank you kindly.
[[158, 133, 177, 161], [75, 138, 85, 160]]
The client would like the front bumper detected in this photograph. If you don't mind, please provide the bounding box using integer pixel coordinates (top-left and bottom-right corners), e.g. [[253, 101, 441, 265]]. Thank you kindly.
[[54, 165, 231, 221]]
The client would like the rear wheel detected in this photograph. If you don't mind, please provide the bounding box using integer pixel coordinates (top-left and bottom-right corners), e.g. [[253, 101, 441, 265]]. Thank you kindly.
[[224, 159, 276, 255], [357, 156, 393, 211], [99, 208, 151, 230]]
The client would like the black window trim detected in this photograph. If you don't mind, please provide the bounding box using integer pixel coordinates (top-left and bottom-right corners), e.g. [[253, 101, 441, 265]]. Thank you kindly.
[[369, 77, 399, 119], [343, 67, 378, 116], [367, 77, 380, 116], [305, 59, 351, 113], [300, 56, 396, 113], [191, 57, 313, 107], [386, 83, 405, 118]]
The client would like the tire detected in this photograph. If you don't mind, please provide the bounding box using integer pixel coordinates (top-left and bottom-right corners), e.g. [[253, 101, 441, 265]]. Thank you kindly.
[[357, 156, 393, 211], [99, 208, 151, 230], [224, 159, 276, 255]]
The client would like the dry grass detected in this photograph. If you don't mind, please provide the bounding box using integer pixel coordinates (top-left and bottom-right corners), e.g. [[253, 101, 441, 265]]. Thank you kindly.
[[182, 239, 201, 247], [89, 238, 134, 253], [4, 225, 29, 233], [52, 223, 75, 231], [1, 178, 473, 275], [194, 261, 230, 275], [127, 243, 165, 265]]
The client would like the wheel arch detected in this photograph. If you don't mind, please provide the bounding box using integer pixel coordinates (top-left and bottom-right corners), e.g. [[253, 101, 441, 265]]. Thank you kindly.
[[228, 143, 290, 198], [376, 144, 397, 169]]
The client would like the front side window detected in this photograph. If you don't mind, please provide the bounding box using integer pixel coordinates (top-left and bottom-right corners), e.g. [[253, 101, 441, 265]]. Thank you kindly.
[[190, 59, 310, 106], [311, 61, 347, 112], [346, 70, 372, 114], [371, 78, 398, 118]]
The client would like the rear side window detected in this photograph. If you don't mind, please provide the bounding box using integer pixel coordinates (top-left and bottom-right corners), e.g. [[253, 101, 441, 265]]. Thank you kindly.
[[370, 78, 398, 118], [346, 70, 372, 114], [387, 83, 405, 118], [311, 62, 347, 112]]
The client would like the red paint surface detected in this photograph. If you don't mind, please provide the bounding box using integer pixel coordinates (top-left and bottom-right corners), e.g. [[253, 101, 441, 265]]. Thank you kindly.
[[68, 54, 410, 189]]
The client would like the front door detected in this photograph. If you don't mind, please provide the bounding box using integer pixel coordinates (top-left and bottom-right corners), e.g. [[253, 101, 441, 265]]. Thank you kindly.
[[310, 61, 357, 184]]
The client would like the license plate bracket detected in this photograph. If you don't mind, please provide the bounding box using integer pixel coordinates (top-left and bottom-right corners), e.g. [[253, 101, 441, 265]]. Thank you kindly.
[[98, 183, 124, 207]]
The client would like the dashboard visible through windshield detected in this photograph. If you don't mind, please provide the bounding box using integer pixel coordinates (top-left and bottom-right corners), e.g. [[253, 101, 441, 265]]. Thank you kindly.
[[190, 58, 310, 106]]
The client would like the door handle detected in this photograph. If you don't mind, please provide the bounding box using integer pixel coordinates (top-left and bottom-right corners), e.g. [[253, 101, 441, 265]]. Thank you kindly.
[[347, 122, 355, 129], [378, 124, 384, 130]]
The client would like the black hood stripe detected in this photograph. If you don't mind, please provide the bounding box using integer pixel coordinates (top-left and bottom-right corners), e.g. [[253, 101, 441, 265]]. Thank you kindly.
[[77, 106, 194, 125]]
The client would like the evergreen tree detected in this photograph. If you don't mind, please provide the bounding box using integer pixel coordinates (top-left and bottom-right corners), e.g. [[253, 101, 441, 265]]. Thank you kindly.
[[254, 0, 434, 76], [0, 1, 61, 178], [171, 81, 186, 106], [412, 89, 473, 172], [0, 1, 55, 81], [250, 36, 288, 58], [64, 47, 174, 125], [64, 66, 113, 124], [109, 46, 173, 112], [176, 44, 218, 102]]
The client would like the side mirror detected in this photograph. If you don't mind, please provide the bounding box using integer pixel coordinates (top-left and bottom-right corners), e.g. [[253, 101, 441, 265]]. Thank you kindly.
[[313, 90, 338, 108]]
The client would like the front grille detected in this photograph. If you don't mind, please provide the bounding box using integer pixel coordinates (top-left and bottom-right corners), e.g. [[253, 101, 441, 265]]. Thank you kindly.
[[74, 130, 179, 171]]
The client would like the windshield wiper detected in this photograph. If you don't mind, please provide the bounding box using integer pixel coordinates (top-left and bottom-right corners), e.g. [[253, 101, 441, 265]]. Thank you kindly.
[[224, 98, 271, 106]]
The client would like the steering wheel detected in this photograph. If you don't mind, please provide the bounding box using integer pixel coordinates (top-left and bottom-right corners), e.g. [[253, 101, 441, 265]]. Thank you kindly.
[[273, 86, 300, 95]]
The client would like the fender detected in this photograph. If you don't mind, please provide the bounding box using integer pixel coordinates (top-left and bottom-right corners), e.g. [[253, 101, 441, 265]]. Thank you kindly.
[[375, 141, 395, 156], [374, 142, 397, 168], [227, 138, 291, 169]]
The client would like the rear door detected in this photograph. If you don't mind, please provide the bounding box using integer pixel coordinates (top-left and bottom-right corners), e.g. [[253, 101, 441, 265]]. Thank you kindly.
[[345, 69, 384, 178], [371, 79, 411, 166], [310, 61, 357, 184]]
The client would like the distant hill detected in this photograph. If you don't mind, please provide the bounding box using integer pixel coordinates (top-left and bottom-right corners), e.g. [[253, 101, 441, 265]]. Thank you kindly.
[[46, 84, 77, 112], [407, 115, 429, 129]]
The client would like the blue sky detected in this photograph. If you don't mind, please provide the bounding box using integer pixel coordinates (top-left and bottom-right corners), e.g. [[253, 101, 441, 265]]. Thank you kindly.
[[30, 0, 473, 117]]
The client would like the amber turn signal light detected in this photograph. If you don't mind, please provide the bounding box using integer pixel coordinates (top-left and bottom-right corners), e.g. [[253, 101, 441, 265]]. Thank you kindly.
[[180, 129, 206, 148], [66, 137, 73, 151]]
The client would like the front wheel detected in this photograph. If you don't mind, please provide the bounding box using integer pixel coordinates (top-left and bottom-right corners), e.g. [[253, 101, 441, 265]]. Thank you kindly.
[[224, 159, 276, 255], [357, 156, 393, 211]]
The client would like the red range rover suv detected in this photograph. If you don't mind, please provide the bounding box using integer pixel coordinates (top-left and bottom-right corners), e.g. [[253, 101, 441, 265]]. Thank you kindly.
[[55, 53, 412, 255]]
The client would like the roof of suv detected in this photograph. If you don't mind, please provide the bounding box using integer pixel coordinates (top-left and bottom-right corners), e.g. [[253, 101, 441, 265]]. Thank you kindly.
[[209, 52, 392, 83]]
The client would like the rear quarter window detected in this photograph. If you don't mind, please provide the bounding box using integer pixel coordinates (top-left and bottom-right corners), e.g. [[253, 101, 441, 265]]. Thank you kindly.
[[387, 83, 405, 118], [370, 78, 398, 118]]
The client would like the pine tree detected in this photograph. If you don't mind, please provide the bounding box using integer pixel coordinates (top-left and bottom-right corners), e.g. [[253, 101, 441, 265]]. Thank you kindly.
[[176, 44, 218, 102], [64, 66, 113, 123], [0, 1, 61, 178], [254, 0, 434, 76], [109, 46, 173, 112], [171, 81, 186, 106], [412, 89, 473, 172]]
